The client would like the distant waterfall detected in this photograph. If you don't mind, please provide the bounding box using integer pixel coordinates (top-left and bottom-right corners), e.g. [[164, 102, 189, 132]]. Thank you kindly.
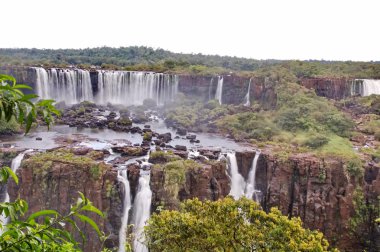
[[244, 151, 260, 201], [97, 71, 178, 106], [215, 76, 224, 105], [351, 79, 380, 96], [227, 152, 245, 199], [0, 149, 33, 233], [132, 171, 152, 252], [33, 67, 94, 104], [118, 169, 132, 252], [244, 78, 252, 106], [208, 77, 214, 100]]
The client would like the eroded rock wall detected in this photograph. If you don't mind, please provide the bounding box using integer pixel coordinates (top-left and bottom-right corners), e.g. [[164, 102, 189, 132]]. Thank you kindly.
[[237, 150, 380, 250], [7, 149, 123, 251]]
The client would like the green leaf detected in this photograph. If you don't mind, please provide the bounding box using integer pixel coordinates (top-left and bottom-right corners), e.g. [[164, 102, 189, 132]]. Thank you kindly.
[[14, 84, 33, 90], [81, 205, 104, 218], [5, 167, 19, 185], [74, 214, 102, 236], [27, 209, 59, 222]]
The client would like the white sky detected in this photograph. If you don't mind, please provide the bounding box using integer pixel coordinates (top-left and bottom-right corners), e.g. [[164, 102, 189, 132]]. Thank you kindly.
[[2, 0, 379, 61]]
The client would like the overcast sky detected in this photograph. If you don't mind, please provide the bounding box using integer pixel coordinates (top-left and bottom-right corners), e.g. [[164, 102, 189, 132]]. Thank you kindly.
[[2, 0, 379, 61]]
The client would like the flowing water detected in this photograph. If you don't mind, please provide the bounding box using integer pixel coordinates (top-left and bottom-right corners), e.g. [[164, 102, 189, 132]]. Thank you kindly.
[[227, 152, 246, 199], [34, 67, 94, 104], [117, 169, 132, 252], [96, 71, 178, 106], [351, 79, 380, 96], [132, 170, 152, 252], [215, 76, 224, 105], [244, 78, 252, 106], [245, 151, 261, 201], [0, 149, 33, 233]]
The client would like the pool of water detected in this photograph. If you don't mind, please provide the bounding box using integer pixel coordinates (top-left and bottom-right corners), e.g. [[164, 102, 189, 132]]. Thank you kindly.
[[0, 119, 251, 152]]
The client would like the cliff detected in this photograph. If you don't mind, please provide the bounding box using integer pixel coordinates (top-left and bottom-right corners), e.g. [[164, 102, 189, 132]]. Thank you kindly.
[[237, 150, 380, 251], [7, 148, 123, 251]]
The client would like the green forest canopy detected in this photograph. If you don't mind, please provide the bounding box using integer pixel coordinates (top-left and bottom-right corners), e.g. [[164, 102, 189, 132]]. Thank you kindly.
[[1, 47, 380, 78]]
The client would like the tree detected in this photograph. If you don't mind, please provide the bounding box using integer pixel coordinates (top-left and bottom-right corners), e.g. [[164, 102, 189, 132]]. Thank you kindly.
[[0, 74, 60, 134], [145, 197, 334, 251], [0, 74, 104, 251]]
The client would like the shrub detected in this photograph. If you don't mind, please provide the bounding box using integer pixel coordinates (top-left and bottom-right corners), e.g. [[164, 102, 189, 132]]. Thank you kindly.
[[302, 134, 330, 149]]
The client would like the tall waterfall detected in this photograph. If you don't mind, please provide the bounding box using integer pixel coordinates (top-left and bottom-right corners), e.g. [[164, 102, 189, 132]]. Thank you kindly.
[[244, 152, 260, 201], [0, 149, 33, 233], [227, 152, 245, 199], [208, 77, 214, 100], [215, 76, 224, 105], [351, 79, 380, 96], [33, 67, 94, 104], [118, 169, 132, 252], [96, 71, 178, 106], [244, 78, 252, 106], [132, 171, 152, 252]]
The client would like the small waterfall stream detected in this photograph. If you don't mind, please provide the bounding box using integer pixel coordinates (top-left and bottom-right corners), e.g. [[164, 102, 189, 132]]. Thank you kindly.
[[0, 149, 33, 233], [215, 76, 224, 105], [244, 78, 252, 107], [244, 152, 261, 201], [208, 77, 214, 100], [227, 152, 246, 199], [132, 168, 152, 252], [118, 169, 132, 252]]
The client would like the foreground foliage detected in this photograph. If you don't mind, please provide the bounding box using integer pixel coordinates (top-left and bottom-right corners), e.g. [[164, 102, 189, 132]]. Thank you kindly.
[[0, 167, 105, 251], [145, 197, 333, 251], [0, 74, 60, 134]]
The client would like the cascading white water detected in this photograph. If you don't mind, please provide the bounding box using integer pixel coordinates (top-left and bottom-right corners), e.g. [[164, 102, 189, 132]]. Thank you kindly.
[[227, 152, 245, 199], [97, 71, 178, 106], [118, 169, 132, 252], [132, 170, 152, 252], [244, 78, 252, 106], [33, 67, 94, 104], [215, 76, 224, 105], [244, 151, 261, 201], [0, 149, 33, 233], [359, 79, 380, 96]]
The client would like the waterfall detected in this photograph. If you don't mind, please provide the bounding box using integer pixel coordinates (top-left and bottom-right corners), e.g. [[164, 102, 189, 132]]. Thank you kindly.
[[0, 149, 33, 233], [360, 79, 380, 96], [132, 170, 152, 252], [244, 78, 252, 106], [351, 79, 380, 96], [97, 71, 178, 106], [227, 152, 245, 200], [118, 169, 132, 252], [208, 77, 214, 100], [33, 67, 94, 104], [244, 151, 261, 201], [215, 76, 223, 105]]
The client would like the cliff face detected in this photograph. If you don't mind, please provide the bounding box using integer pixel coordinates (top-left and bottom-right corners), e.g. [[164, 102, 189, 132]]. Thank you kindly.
[[300, 78, 352, 100], [150, 161, 230, 211], [237, 150, 380, 250], [7, 149, 123, 251], [0, 66, 354, 102]]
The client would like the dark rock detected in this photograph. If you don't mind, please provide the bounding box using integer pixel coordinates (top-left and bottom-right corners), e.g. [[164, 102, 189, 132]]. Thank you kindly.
[[35, 137, 42, 141], [144, 125, 151, 129], [158, 132, 172, 143], [186, 134, 196, 140], [176, 128, 187, 136], [175, 145, 187, 151], [111, 146, 148, 156], [72, 147, 91, 156]]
